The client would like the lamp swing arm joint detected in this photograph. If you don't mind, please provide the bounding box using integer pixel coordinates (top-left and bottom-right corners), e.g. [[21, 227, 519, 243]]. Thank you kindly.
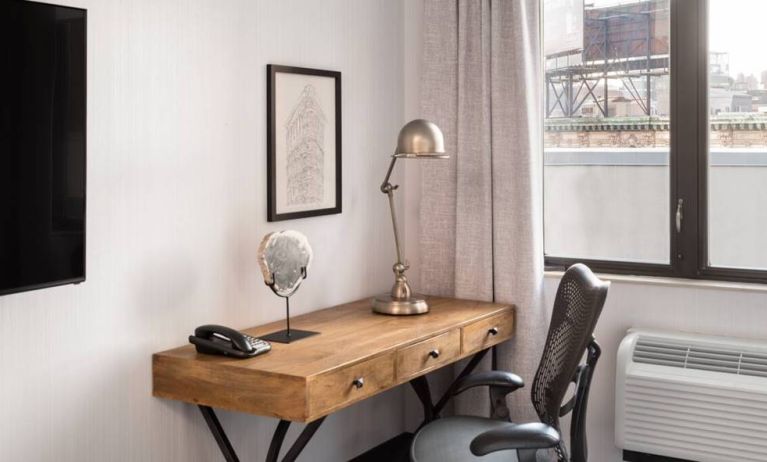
[[381, 155, 404, 266], [381, 155, 399, 194]]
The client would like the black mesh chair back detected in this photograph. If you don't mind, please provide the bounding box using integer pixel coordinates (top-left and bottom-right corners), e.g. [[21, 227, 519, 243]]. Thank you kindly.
[[530, 264, 608, 461]]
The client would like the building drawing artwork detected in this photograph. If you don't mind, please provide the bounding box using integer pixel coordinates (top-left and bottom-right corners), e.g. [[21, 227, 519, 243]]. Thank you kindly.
[[285, 85, 326, 207]]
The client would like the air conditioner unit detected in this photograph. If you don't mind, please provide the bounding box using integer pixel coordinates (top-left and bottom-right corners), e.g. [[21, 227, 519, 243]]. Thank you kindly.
[[616, 328, 767, 462]]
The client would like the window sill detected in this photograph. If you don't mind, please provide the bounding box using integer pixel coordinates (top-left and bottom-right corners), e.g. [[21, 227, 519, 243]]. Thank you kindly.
[[544, 270, 767, 293]]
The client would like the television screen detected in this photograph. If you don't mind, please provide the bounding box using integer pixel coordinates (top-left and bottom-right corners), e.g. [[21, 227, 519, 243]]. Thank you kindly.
[[0, 1, 86, 296]]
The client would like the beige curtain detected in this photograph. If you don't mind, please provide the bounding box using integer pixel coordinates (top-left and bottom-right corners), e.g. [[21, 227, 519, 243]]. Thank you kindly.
[[419, 0, 545, 420]]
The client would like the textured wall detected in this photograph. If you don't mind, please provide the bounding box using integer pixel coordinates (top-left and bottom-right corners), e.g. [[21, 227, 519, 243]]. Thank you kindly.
[[0, 1, 408, 460]]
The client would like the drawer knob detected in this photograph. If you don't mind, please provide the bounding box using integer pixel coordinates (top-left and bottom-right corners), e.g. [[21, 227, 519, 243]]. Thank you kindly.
[[488, 327, 499, 336], [352, 377, 365, 389], [429, 349, 440, 359]]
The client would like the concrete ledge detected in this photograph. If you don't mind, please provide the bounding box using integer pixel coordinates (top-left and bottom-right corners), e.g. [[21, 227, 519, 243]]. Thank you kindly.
[[545, 148, 767, 166]]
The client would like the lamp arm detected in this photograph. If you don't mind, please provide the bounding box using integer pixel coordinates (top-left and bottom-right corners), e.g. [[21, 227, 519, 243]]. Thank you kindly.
[[380, 155, 399, 192], [380, 156, 404, 267]]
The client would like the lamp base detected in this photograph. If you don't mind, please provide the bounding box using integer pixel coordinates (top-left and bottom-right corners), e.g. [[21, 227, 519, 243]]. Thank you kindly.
[[372, 294, 429, 315]]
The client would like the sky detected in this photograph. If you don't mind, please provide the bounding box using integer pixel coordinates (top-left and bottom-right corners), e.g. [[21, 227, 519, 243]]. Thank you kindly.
[[709, 0, 767, 78]]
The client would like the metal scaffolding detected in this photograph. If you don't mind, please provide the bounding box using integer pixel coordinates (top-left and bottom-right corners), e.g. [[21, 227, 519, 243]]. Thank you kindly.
[[545, 0, 670, 119]]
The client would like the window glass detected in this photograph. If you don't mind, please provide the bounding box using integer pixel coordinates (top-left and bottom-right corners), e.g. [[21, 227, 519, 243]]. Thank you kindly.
[[707, 0, 767, 270], [543, 0, 671, 264]]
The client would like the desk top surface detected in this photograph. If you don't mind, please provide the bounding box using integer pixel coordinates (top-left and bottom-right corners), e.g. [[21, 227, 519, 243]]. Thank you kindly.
[[154, 296, 513, 379]]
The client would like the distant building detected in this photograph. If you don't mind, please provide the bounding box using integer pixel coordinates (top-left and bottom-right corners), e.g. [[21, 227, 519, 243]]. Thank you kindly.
[[710, 52, 731, 89], [749, 89, 767, 113], [709, 88, 753, 115], [732, 93, 754, 112], [734, 73, 759, 92]]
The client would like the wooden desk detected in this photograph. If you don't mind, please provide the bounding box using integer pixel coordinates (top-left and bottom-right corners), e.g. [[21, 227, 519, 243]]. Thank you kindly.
[[153, 297, 514, 461]]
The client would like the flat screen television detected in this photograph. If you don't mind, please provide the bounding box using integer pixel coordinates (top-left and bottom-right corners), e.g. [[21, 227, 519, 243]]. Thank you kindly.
[[0, 1, 86, 296]]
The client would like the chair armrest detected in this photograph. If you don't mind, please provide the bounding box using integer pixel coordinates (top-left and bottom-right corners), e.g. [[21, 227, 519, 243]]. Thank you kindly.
[[469, 422, 561, 456], [453, 371, 525, 420], [454, 371, 524, 396]]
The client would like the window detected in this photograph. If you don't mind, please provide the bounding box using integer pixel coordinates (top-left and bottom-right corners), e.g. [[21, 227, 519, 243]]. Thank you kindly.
[[543, 0, 767, 283], [706, 0, 767, 273], [543, 0, 671, 265]]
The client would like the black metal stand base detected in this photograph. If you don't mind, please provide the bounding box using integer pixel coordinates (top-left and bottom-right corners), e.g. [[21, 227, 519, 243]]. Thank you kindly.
[[261, 329, 319, 344], [262, 280, 319, 344]]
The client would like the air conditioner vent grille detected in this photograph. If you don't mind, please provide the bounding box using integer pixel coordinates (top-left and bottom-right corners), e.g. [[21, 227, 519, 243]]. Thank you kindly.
[[618, 330, 767, 462], [633, 338, 767, 378]]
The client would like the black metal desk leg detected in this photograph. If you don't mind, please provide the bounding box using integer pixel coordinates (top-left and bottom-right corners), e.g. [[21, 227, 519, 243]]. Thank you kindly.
[[266, 420, 291, 462], [199, 405, 240, 462], [432, 348, 489, 417], [409, 376, 434, 425], [281, 417, 326, 462], [199, 407, 325, 462]]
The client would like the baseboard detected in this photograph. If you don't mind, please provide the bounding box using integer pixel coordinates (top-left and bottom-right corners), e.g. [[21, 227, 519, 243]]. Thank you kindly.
[[623, 449, 696, 462]]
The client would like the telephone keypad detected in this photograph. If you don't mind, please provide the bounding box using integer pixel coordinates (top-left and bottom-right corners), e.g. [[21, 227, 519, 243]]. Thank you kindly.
[[245, 335, 272, 355]]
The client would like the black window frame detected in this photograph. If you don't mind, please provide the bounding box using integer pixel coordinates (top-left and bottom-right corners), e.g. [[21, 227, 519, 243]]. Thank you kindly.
[[544, 0, 767, 284]]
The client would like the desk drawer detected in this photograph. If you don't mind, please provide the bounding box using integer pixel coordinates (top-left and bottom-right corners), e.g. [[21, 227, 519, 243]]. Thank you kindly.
[[308, 352, 395, 418], [396, 329, 461, 380], [462, 310, 514, 354]]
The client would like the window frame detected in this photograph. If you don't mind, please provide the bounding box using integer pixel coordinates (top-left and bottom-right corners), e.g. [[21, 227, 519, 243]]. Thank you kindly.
[[543, 0, 767, 284]]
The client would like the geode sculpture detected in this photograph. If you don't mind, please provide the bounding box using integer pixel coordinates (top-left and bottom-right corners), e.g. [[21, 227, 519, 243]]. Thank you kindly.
[[257, 230, 313, 297]]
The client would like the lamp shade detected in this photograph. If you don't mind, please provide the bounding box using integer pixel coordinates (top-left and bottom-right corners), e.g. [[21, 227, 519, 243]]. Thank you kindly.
[[394, 119, 448, 158]]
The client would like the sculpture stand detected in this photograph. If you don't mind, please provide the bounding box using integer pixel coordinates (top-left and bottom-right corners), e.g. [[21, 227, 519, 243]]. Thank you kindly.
[[261, 267, 319, 344]]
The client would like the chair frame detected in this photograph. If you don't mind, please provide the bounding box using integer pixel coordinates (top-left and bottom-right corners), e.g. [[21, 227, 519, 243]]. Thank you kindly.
[[411, 264, 609, 462], [566, 338, 602, 462], [443, 337, 602, 462]]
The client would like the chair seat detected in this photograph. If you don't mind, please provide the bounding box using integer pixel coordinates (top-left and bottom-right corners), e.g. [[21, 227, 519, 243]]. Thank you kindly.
[[410, 416, 520, 462]]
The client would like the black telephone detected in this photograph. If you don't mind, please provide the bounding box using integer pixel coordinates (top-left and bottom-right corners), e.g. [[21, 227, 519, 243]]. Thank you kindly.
[[189, 325, 271, 358]]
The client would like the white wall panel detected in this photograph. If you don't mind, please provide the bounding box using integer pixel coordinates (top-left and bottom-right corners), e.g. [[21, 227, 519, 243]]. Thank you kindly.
[[0, 1, 406, 460]]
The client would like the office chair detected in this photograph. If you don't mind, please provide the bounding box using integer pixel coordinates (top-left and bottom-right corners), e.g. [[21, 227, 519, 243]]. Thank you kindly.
[[410, 263, 609, 462]]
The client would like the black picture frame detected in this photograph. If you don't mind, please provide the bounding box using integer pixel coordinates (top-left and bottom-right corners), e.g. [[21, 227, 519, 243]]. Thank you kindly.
[[267, 65, 342, 222]]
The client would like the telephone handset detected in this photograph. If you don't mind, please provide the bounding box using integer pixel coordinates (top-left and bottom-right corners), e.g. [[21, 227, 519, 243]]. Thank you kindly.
[[189, 324, 271, 358]]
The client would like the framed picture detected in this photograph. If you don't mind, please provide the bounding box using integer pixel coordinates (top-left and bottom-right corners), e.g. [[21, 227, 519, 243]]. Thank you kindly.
[[267, 65, 342, 221]]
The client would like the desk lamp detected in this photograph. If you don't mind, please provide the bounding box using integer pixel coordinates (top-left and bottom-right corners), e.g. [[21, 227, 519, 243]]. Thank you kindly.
[[372, 119, 448, 315]]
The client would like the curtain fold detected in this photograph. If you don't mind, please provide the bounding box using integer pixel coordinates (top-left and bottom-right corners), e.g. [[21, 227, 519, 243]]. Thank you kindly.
[[419, 0, 545, 420]]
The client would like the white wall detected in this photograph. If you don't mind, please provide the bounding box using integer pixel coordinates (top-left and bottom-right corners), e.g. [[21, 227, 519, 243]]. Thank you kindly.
[[0, 1, 410, 460], [543, 274, 767, 461]]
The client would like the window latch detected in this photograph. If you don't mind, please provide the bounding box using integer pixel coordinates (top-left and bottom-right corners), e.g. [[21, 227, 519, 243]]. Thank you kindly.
[[676, 198, 684, 233]]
